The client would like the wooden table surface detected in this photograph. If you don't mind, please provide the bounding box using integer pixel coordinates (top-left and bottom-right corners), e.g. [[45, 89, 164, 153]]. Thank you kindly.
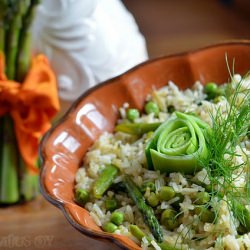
[[1, 1, 250, 249]]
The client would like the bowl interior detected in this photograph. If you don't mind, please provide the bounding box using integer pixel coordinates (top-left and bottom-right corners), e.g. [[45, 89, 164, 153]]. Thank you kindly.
[[40, 41, 250, 249]]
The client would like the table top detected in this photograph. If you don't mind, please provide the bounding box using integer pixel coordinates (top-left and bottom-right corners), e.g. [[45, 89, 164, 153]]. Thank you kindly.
[[0, 196, 116, 250], [1, 1, 250, 249]]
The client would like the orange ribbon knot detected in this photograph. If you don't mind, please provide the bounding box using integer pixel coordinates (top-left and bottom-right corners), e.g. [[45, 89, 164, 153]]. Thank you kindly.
[[0, 53, 60, 173]]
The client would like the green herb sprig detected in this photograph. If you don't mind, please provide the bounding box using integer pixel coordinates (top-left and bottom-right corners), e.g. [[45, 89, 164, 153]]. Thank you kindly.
[[199, 61, 250, 232]]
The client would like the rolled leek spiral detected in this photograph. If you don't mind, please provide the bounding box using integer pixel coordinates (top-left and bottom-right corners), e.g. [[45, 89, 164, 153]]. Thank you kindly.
[[145, 112, 209, 174]]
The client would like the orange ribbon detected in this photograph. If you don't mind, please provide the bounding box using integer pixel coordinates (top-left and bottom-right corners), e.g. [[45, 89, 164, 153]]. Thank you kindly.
[[0, 53, 60, 173]]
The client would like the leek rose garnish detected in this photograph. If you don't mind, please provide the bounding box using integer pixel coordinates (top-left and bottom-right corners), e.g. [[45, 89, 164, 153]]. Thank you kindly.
[[145, 112, 209, 174]]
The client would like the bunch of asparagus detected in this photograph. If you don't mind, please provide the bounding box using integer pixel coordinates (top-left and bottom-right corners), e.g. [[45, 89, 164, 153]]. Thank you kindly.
[[0, 0, 41, 204]]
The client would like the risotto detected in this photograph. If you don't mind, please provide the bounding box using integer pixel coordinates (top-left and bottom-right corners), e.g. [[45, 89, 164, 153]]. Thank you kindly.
[[75, 74, 250, 250]]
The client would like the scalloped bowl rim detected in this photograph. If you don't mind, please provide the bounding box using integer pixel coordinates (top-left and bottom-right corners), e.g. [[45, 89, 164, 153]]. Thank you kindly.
[[39, 40, 250, 250]]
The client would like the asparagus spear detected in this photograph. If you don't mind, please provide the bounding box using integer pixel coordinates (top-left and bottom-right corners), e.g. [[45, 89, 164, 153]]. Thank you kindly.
[[93, 164, 118, 199], [0, 116, 19, 203], [0, 1, 20, 204], [16, 0, 41, 82], [115, 122, 161, 135], [0, 0, 8, 51], [19, 158, 39, 201], [17, 0, 41, 201], [5, 0, 27, 80], [123, 175, 163, 242]]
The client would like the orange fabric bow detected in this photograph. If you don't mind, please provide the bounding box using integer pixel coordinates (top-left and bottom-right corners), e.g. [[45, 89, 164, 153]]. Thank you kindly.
[[0, 53, 60, 173]]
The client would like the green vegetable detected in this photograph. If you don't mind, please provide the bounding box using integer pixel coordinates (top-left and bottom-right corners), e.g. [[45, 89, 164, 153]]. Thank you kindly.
[[194, 192, 210, 205], [200, 210, 215, 223], [141, 181, 156, 193], [110, 181, 126, 192], [93, 164, 118, 199], [167, 105, 175, 114], [145, 101, 159, 116], [5, 1, 27, 80], [105, 198, 118, 211], [213, 95, 226, 104], [75, 188, 89, 206], [232, 199, 250, 230], [115, 122, 161, 136], [129, 225, 151, 242], [204, 82, 218, 100], [0, 1, 8, 52], [102, 222, 118, 233], [126, 108, 140, 122], [110, 211, 124, 226], [19, 158, 39, 201], [0, 1, 20, 204], [145, 112, 209, 173], [194, 207, 215, 223], [129, 225, 180, 250], [146, 131, 154, 140], [199, 76, 250, 228], [16, 0, 41, 82], [158, 242, 181, 250], [123, 175, 163, 242], [158, 186, 175, 201], [171, 193, 184, 209], [237, 224, 248, 235], [0, 116, 19, 203], [147, 192, 159, 207], [161, 209, 179, 230], [0, 0, 41, 204]]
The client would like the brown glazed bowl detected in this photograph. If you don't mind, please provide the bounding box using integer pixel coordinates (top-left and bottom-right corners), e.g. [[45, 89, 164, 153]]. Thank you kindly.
[[39, 41, 250, 250]]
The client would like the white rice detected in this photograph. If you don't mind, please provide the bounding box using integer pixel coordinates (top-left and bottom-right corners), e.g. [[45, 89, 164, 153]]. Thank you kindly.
[[75, 78, 250, 250]]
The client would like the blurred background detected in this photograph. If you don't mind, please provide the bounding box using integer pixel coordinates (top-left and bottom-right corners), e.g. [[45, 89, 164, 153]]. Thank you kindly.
[[1, 1, 250, 250], [123, 0, 250, 58]]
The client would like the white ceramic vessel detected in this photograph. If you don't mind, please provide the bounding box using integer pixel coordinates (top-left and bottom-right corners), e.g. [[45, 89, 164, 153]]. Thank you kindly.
[[32, 0, 148, 100]]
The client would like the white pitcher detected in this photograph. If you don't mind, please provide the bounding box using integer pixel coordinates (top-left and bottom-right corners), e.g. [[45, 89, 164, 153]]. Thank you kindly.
[[32, 0, 148, 101]]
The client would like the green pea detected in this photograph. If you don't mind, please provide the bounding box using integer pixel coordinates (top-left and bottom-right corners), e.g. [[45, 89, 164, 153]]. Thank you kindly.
[[75, 188, 89, 206], [204, 184, 212, 193], [201, 210, 215, 223], [213, 95, 226, 104], [217, 85, 226, 96], [171, 193, 184, 209], [204, 82, 218, 99], [126, 108, 140, 122], [194, 192, 210, 205], [161, 209, 179, 230], [110, 211, 124, 226], [158, 186, 175, 201], [145, 101, 159, 116], [141, 181, 156, 193], [147, 193, 159, 207], [237, 224, 248, 235], [105, 198, 118, 211], [102, 222, 118, 233], [167, 105, 175, 114], [194, 207, 215, 223]]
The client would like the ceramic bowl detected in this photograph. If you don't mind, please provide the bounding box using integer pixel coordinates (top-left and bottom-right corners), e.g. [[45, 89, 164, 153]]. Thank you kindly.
[[39, 41, 250, 250]]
